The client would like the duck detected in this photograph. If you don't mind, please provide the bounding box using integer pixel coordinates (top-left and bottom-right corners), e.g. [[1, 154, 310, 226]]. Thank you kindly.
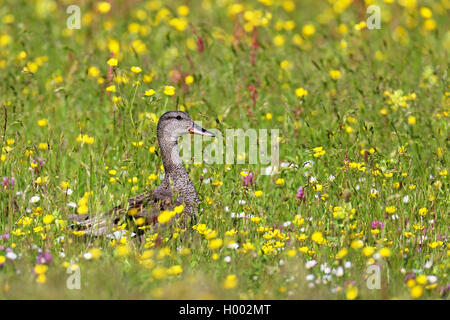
[[67, 111, 215, 236]]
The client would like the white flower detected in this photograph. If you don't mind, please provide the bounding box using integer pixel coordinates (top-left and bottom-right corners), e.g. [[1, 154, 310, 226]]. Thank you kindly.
[[202, 168, 208, 174], [427, 275, 438, 284], [6, 252, 17, 260], [356, 185, 360, 191], [264, 165, 277, 175], [306, 274, 315, 281], [402, 195, 410, 203], [335, 266, 344, 277], [238, 200, 246, 205], [323, 275, 332, 282], [344, 261, 352, 269], [283, 221, 292, 227], [309, 176, 317, 183], [67, 202, 77, 208], [83, 252, 92, 260], [305, 260, 317, 269], [59, 252, 66, 258], [279, 259, 285, 266], [303, 160, 314, 168], [308, 282, 315, 288], [328, 174, 336, 182], [66, 188, 73, 195], [29, 195, 40, 203], [228, 242, 239, 250], [107, 230, 127, 240], [224, 256, 231, 263], [224, 206, 229, 212], [424, 260, 433, 269]]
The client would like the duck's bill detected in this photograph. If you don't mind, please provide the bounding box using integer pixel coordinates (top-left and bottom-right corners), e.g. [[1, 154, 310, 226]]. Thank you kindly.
[[189, 122, 215, 137]]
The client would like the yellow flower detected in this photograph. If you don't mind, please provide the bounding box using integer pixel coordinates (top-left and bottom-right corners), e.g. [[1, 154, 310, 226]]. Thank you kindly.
[[23, 62, 38, 73], [336, 248, 348, 259], [362, 246, 375, 257], [88, 248, 102, 259], [174, 205, 184, 214], [177, 5, 189, 16], [278, 59, 290, 70], [185, 75, 194, 84], [152, 267, 167, 280], [223, 274, 238, 289], [37, 119, 48, 127], [43, 215, 54, 225], [273, 35, 285, 47], [351, 240, 364, 249], [295, 87, 308, 98], [385, 206, 396, 214], [410, 285, 423, 298], [167, 265, 183, 275], [38, 143, 48, 150], [266, 113, 273, 120], [311, 231, 325, 245], [97, 1, 111, 13], [208, 239, 223, 250], [254, 190, 263, 197], [130, 66, 142, 73], [115, 245, 130, 257], [378, 247, 391, 258], [107, 58, 118, 67], [416, 275, 427, 285], [163, 86, 175, 96], [158, 210, 174, 224], [36, 274, 47, 284], [34, 264, 48, 275], [329, 69, 341, 80], [418, 208, 428, 216], [346, 285, 358, 300], [423, 19, 436, 31], [419, 7, 432, 19], [302, 24, 315, 37], [169, 17, 188, 31], [275, 178, 285, 185], [106, 85, 116, 93], [408, 116, 416, 125]]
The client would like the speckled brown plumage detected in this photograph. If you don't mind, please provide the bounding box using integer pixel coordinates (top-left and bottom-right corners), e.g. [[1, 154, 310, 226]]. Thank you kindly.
[[67, 111, 214, 236]]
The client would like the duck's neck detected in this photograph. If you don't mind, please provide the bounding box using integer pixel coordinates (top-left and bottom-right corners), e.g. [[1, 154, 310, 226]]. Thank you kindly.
[[158, 133, 199, 208]]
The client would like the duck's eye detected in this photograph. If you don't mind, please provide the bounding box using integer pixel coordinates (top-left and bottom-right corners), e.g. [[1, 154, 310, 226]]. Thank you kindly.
[[176, 115, 182, 120]]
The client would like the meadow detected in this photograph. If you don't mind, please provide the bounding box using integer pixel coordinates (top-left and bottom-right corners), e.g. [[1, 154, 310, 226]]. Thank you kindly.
[[0, 0, 448, 299]]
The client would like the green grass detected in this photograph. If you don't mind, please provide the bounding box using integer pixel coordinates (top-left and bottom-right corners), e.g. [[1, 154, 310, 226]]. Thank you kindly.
[[0, 0, 448, 299]]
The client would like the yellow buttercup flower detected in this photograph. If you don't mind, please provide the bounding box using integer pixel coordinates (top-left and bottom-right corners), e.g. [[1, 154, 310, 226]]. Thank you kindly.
[[223, 274, 238, 289], [163, 86, 175, 96]]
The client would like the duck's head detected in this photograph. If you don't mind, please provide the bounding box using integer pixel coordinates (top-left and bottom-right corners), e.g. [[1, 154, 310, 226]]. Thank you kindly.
[[157, 111, 215, 141]]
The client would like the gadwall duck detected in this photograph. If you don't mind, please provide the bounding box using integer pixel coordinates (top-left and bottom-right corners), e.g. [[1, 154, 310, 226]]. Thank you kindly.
[[68, 111, 215, 236]]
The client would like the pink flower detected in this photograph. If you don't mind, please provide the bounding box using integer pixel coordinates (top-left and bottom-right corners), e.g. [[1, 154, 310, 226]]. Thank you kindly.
[[296, 186, 305, 199], [243, 172, 255, 187]]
